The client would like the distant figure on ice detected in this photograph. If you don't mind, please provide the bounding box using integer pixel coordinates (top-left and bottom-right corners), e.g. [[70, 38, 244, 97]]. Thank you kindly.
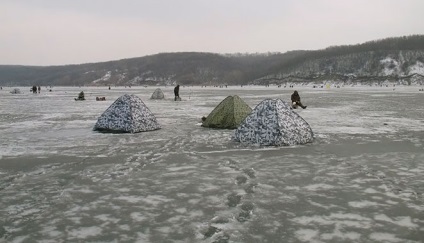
[[75, 91, 85, 101], [37, 86, 41, 93], [291, 90, 307, 109], [32, 85, 37, 94], [174, 84, 181, 101], [108, 85, 111, 90]]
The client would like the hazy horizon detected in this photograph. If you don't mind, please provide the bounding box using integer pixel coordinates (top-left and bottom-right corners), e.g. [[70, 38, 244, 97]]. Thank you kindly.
[[1, 0, 424, 66]]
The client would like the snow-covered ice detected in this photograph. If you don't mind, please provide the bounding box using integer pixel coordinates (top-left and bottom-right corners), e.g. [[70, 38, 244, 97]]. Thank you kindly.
[[0, 85, 423, 242]]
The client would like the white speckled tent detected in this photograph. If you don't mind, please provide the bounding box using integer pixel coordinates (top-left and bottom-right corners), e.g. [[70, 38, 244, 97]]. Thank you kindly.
[[150, 88, 165, 99], [94, 94, 161, 133], [233, 98, 313, 146], [10, 88, 22, 94]]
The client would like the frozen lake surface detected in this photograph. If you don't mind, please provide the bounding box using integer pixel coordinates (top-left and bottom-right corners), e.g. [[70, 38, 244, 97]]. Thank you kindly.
[[0, 85, 423, 242]]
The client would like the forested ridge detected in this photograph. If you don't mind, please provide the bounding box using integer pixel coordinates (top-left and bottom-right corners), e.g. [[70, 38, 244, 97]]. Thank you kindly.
[[1, 35, 423, 86]]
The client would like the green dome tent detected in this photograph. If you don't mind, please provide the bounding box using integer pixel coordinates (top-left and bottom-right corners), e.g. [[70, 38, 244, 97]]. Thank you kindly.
[[202, 95, 252, 129]]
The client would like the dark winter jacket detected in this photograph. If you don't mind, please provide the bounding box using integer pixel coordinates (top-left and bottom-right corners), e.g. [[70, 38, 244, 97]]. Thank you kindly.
[[291, 91, 301, 102], [174, 85, 180, 96]]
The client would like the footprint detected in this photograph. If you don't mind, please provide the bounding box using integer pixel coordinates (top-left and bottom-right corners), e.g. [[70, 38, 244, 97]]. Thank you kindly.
[[126, 155, 138, 163], [236, 210, 251, 222], [0, 226, 9, 239], [242, 168, 256, 178], [240, 202, 255, 212], [244, 182, 258, 194], [212, 233, 230, 243], [210, 216, 229, 224], [227, 193, 242, 207], [203, 226, 220, 239], [237, 202, 255, 223], [235, 175, 248, 185], [224, 160, 240, 171]]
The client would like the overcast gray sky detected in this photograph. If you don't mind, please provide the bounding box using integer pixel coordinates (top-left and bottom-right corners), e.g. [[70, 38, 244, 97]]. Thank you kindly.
[[1, 0, 423, 66]]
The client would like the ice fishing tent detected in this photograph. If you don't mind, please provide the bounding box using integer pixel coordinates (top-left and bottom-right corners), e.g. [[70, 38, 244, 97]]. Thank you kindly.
[[10, 88, 21, 94], [233, 98, 313, 146], [150, 88, 165, 99], [202, 95, 252, 129], [93, 94, 161, 133]]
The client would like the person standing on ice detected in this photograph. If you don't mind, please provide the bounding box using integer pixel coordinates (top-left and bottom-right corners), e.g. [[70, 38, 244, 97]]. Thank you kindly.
[[291, 90, 307, 109], [174, 84, 180, 101]]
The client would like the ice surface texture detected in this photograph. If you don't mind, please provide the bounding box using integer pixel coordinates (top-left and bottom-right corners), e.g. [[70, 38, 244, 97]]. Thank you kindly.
[[93, 94, 161, 133], [234, 98, 313, 146]]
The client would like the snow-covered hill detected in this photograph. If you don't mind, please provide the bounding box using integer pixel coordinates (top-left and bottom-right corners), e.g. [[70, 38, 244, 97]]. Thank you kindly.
[[252, 50, 424, 86], [1, 35, 424, 86]]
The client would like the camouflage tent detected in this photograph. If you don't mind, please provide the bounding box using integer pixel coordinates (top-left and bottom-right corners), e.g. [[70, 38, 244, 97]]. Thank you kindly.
[[202, 95, 252, 129], [150, 88, 165, 99], [233, 99, 313, 146], [94, 94, 161, 133]]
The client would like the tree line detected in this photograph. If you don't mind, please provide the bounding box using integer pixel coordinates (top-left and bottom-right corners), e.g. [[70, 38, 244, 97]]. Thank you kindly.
[[1, 35, 423, 86]]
